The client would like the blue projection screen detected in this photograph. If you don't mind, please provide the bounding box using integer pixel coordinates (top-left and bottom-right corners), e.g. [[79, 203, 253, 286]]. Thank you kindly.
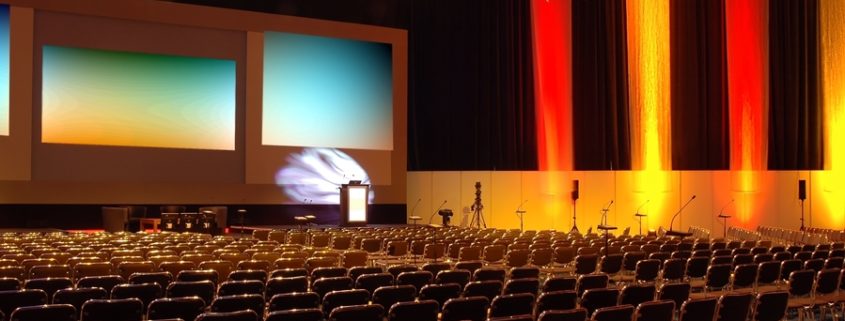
[[262, 32, 393, 151], [0, 5, 9, 136]]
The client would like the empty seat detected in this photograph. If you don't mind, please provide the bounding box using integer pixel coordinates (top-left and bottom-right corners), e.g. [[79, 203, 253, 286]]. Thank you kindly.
[[441, 296, 489, 321], [751, 291, 788, 321], [23, 278, 73, 302], [349, 266, 383, 281], [387, 299, 438, 321], [311, 276, 353, 298], [680, 297, 718, 321], [715, 292, 754, 321], [657, 282, 690, 311], [76, 275, 125, 293], [419, 283, 461, 309], [210, 294, 264, 314], [355, 273, 394, 296], [635, 300, 675, 321], [489, 293, 535, 318], [195, 310, 260, 321], [328, 304, 384, 321], [536, 290, 578, 316], [176, 269, 219, 285], [321, 289, 370, 315], [266, 308, 323, 321], [128, 271, 173, 288], [166, 280, 215, 306], [147, 297, 205, 321], [503, 278, 539, 295], [580, 288, 619, 316], [591, 305, 634, 321], [474, 267, 507, 282], [80, 298, 144, 321], [543, 276, 576, 292], [8, 303, 75, 321], [463, 280, 503, 302], [619, 283, 656, 307], [265, 276, 308, 298], [397, 271, 433, 294], [537, 307, 588, 321], [268, 292, 320, 311], [372, 285, 417, 311], [217, 280, 264, 296], [227, 270, 267, 283], [0, 289, 48, 319], [111, 283, 163, 312], [53, 287, 108, 320], [435, 270, 471, 288]]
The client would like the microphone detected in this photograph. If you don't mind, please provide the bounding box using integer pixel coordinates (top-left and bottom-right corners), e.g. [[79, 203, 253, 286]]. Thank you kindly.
[[516, 200, 528, 212], [636, 200, 650, 216], [669, 195, 696, 232], [718, 199, 735, 217], [410, 198, 422, 217], [428, 200, 448, 224], [600, 200, 614, 225]]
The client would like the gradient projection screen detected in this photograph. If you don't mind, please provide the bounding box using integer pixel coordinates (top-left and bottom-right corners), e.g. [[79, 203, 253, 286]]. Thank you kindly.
[[42, 46, 236, 150], [33, 11, 245, 183], [0, 5, 9, 136], [262, 31, 397, 204]]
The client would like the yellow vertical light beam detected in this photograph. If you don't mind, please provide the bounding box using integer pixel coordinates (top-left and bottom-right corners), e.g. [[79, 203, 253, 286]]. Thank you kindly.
[[627, 0, 671, 229], [820, 0, 845, 228]]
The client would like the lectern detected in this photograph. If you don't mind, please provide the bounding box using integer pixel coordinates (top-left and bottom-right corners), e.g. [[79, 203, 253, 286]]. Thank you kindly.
[[340, 181, 369, 226]]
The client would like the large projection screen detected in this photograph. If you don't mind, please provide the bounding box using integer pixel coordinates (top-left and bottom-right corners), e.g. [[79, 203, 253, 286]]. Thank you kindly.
[[32, 11, 245, 183]]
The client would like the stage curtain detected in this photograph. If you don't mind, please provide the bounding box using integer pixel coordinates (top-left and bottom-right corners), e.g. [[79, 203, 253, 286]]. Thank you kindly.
[[407, 0, 537, 171], [571, 0, 632, 170], [669, 0, 730, 170], [768, 0, 824, 170]]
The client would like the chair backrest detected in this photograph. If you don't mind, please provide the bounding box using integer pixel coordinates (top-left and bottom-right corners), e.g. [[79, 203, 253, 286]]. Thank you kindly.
[[268, 291, 320, 311], [322, 289, 370, 315], [210, 293, 264, 314], [80, 298, 144, 321], [543, 276, 576, 292], [463, 280, 503, 302], [265, 276, 308, 298], [786, 269, 815, 297], [419, 283, 462, 310], [635, 259, 661, 282], [716, 292, 754, 321], [732, 264, 758, 289], [619, 283, 656, 307], [266, 308, 323, 321], [503, 278, 540, 295], [147, 297, 205, 321], [311, 276, 353, 298], [328, 304, 384, 321], [635, 300, 674, 321], [396, 271, 433, 294], [705, 264, 732, 291], [657, 282, 690, 311], [474, 267, 506, 282], [490, 293, 534, 317], [441, 296, 489, 321], [536, 290, 578, 316], [166, 280, 215, 306], [0, 289, 48, 318], [195, 310, 259, 321], [538, 307, 588, 321], [110, 282, 163, 309], [680, 297, 718, 321], [576, 273, 608, 297], [372, 285, 417, 310], [814, 268, 841, 295], [592, 304, 635, 321], [580, 288, 619, 316], [387, 300, 438, 321], [8, 303, 76, 321], [751, 291, 788, 321]]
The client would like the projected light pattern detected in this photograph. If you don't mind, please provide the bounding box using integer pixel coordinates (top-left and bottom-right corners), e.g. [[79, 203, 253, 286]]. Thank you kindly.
[[42, 46, 236, 150], [0, 5, 8, 136], [263, 32, 393, 151], [276, 148, 374, 204]]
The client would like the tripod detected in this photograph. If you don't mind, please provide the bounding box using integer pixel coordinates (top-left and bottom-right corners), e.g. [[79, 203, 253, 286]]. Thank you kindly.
[[469, 182, 486, 229]]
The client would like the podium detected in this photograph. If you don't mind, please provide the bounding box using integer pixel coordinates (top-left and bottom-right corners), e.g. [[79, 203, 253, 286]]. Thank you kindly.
[[340, 181, 369, 226]]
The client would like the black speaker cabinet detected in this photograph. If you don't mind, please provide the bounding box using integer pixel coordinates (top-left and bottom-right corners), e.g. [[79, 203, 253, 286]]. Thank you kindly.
[[798, 179, 807, 201], [571, 180, 580, 201]]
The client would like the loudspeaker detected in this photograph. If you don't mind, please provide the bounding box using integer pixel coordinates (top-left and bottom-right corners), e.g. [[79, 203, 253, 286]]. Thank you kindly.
[[571, 180, 580, 201], [798, 179, 807, 201]]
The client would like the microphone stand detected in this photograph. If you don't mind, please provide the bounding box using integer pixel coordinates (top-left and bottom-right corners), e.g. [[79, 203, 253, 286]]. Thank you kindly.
[[667, 195, 696, 238], [598, 200, 616, 253], [717, 199, 734, 238], [635, 200, 649, 236], [515, 200, 528, 232]]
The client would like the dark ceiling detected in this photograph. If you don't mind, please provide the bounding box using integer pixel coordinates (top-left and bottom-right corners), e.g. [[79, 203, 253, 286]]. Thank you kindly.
[[162, 0, 412, 29]]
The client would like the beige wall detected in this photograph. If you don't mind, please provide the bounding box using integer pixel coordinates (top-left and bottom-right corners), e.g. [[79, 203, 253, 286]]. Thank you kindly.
[[408, 170, 844, 233]]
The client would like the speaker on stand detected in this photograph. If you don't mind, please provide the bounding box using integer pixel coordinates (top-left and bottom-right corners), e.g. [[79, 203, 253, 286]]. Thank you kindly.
[[798, 179, 807, 232], [570, 180, 579, 233]]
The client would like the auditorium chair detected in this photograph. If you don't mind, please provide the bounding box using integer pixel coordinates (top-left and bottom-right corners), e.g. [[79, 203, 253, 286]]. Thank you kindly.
[[372, 285, 417, 310], [751, 291, 789, 321], [265, 308, 323, 321], [166, 280, 215, 306], [679, 297, 718, 321], [321, 289, 370, 315], [618, 283, 656, 307], [591, 304, 634, 321], [387, 300, 439, 321], [195, 310, 259, 321], [216, 280, 264, 296], [538, 308, 588, 321], [8, 304, 76, 321], [147, 297, 205, 321], [656, 282, 690, 312], [441, 296, 490, 321], [328, 304, 384, 321], [80, 298, 144, 321], [209, 294, 264, 314], [111, 283, 163, 312], [268, 292, 320, 311], [535, 290, 578, 316], [716, 293, 754, 321]]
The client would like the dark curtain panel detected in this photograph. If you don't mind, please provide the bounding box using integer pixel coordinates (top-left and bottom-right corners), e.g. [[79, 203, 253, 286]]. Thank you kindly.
[[571, 0, 631, 170], [408, 0, 537, 170], [769, 0, 824, 170], [669, 0, 730, 170]]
